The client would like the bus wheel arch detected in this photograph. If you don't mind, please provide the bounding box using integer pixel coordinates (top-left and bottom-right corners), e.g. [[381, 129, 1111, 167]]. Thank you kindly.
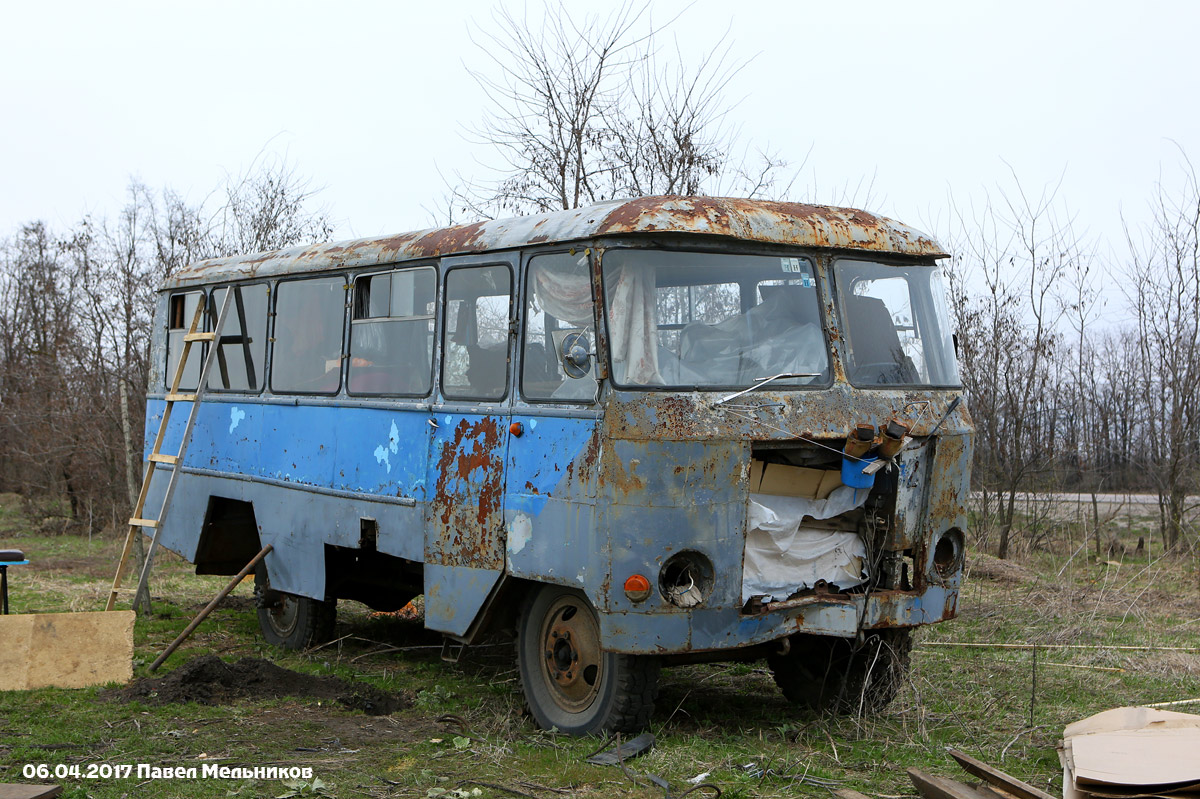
[[516, 584, 659, 735]]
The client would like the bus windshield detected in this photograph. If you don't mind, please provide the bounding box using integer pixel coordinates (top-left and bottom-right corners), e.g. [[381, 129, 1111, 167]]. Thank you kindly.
[[602, 250, 830, 389], [834, 259, 960, 387]]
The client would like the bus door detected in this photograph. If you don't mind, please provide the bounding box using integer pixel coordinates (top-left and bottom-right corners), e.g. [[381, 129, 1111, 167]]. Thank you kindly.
[[424, 258, 516, 637]]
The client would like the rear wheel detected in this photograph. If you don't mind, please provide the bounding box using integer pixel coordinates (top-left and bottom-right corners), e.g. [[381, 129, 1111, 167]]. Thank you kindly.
[[516, 586, 658, 735], [254, 570, 336, 650], [767, 629, 911, 714]]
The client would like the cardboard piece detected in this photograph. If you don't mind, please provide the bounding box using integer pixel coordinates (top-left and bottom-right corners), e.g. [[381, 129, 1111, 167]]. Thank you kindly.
[[1061, 707, 1200, 799], [0, 611, 134, 691], [749, 460, 842, 500]]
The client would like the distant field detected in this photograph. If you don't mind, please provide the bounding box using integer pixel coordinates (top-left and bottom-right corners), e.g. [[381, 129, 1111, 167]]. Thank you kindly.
[[0, 493, 1197, 799]]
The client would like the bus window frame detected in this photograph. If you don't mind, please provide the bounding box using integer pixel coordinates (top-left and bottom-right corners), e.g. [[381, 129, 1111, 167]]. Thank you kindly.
[[518, 248, 601, 406], [439, 262, 515, 404], [165, 289, 206, 391], [831, 255, 963, 390], [206, 282, 270, 396], [346, 264, 438, 399], [268, 273, 349, 397]]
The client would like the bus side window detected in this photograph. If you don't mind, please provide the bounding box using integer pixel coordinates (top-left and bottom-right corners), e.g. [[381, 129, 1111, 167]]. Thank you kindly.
[[522, 252, 597, 402], [348, 267, 436, 396], [270, 276, 346, 394], [166, 291, 204, 390], [208, 284, 268, 392], [442, 265, 512, 401]]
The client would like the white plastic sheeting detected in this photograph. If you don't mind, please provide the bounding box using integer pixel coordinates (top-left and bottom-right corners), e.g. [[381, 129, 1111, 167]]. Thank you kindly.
[[742, 486, 871, 603]]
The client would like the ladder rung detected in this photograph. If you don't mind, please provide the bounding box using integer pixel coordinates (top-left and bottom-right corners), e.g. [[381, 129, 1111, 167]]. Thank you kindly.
[[129, 518, 160, 529], [184, 332, 216, 342], [148, 453, 179, 465], [164, 393, 197, 402]]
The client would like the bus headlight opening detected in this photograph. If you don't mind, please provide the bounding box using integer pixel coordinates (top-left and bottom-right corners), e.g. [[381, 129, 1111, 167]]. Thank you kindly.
[[659, 551, 715, 608], [933, 529, 964, 578]]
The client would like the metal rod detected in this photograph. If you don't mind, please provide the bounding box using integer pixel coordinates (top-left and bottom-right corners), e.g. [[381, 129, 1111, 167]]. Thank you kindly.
[[148, 544, 272, 672]]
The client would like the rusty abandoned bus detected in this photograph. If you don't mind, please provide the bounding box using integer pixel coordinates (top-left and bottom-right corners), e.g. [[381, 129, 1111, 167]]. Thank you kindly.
[[144, 196, 972, 734]]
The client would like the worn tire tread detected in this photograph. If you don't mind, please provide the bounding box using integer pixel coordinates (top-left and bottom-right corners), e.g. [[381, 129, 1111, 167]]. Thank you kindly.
[[769, 630, 912, 714]]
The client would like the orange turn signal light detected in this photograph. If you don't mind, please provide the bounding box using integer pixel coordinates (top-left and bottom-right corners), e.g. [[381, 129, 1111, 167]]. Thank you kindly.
[[624, 574, 652, 603]]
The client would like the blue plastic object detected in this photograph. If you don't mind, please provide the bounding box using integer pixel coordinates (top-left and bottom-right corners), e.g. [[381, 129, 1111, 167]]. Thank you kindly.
[[841, 455, 878, 489]]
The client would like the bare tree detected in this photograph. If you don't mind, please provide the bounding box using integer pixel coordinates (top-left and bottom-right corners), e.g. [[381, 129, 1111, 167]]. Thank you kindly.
[[0, 160, 333, 548], [452, 1, 789, 219], [1124, 152, 1200, 552], [947, 174, 1086, 558]]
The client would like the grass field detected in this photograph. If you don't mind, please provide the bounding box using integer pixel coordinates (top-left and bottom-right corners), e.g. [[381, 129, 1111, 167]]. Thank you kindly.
[[0, 493, 1197, 799]]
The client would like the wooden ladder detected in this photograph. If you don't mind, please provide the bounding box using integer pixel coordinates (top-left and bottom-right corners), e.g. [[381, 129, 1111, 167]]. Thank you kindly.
[[106, 289, 235, 612]]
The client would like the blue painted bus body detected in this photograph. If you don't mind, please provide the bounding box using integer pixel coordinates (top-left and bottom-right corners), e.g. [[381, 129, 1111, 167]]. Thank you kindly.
[[142, 197, 972, 661]]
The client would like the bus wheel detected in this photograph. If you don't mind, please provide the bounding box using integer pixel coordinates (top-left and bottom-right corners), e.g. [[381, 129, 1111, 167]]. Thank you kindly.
[[517, 586, 658, 735], [767, 629, 911, 714], [253, 571, 336, 650]]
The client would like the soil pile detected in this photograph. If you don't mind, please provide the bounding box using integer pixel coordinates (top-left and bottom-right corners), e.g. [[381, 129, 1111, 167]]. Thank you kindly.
[[114, 655, 408, 716]]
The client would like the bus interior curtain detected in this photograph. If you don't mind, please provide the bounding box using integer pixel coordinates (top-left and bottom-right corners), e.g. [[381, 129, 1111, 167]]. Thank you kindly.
[[531, 254, 593, 325], [604, 262, 662, 385]]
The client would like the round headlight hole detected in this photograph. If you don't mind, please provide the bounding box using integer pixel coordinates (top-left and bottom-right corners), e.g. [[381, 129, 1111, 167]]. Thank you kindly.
[[933, 529, 964, 577], [659, 550, 715, 608]]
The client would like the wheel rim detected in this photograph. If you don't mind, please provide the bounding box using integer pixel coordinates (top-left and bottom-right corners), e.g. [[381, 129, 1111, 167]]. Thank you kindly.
[[538, 593, 603, 713], [265, 593, 300, 638]]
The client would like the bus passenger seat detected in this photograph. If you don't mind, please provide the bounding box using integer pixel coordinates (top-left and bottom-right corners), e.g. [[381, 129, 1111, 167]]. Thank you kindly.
[[844, 295, 917, 383], [466, 344, 507, 397]]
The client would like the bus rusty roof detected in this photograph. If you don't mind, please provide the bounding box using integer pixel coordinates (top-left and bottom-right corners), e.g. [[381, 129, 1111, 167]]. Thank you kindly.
[[165, 196, 946, 288]]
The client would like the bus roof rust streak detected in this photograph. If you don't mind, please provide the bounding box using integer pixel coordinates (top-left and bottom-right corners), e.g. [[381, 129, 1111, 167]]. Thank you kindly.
[[165, 196, 946, 289]]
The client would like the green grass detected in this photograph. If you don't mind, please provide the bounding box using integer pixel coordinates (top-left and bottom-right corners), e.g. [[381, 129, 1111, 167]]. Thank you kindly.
[[0, 495, 1197, 798]]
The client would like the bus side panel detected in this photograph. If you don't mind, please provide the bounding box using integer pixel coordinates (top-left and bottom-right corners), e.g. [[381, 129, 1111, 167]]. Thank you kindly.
[[603, 440, 748, 617], [143, 399, 429, 595], [503, 416, 602, 605]]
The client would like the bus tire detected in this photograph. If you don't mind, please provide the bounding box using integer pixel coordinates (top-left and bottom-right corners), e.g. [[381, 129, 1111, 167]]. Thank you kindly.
[[767, 629, 911, 714], [516, 586, 659, 735], [254, 571, 336, 650]]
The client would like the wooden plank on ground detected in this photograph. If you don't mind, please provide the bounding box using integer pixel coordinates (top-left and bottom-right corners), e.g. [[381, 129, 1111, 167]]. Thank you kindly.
[[949, 749, 1058, 799], [0, 611, 134, 690], [0, 785, 63, 799], [909, 769, 994, 799]]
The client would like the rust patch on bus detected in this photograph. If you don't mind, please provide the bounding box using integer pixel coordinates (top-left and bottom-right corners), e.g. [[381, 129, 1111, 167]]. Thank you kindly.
[[429, 417, 504, 567]]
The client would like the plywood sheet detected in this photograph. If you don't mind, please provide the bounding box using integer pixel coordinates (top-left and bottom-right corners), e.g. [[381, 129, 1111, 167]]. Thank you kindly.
[[0, 611, 134, 691]]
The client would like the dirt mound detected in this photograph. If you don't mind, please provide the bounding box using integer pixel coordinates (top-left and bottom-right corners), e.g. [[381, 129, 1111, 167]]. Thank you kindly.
[[966, 552, 1034, 584], [113, 656, 408, 716]]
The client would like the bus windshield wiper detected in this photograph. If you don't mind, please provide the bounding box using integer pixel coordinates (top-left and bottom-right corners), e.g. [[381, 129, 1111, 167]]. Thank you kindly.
[[711, 372, 820, 408]]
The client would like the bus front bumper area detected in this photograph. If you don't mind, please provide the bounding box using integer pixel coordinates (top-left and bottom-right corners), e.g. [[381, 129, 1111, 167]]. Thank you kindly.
[[598, 584, 958, 655]]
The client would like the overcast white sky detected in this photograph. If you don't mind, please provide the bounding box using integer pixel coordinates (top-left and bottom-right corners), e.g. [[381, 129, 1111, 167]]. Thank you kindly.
[[3, 0, 1198, 275]]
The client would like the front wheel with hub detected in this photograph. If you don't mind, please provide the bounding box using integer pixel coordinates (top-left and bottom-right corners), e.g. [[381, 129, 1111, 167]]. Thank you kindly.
[[516, 586, 659, 735], [254, 570, 336, 650]]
